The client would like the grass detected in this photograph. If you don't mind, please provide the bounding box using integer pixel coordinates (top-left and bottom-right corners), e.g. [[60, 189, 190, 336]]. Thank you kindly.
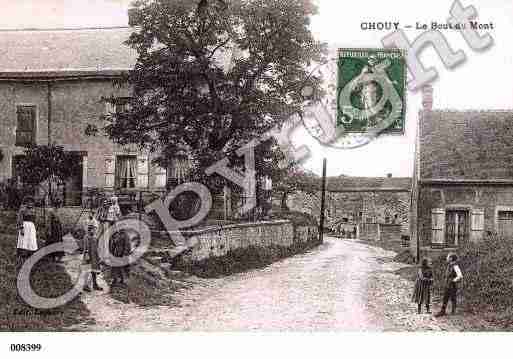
[[395, 233, 513, 330], [0, 213, 92, 331], [173, 240, 321, 278]]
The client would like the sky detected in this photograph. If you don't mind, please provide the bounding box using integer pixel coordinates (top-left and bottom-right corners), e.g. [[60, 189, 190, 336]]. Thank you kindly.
[[1, 0, 512, 178]]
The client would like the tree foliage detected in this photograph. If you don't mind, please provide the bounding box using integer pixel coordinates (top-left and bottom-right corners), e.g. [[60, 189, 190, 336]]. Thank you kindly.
[[100, 0, 326, 188], [273, 165, 319, 210], [15, 145, 81, 199]]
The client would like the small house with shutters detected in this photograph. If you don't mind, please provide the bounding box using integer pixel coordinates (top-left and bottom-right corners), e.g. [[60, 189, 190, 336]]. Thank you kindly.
[[410, 85, 513, 260]]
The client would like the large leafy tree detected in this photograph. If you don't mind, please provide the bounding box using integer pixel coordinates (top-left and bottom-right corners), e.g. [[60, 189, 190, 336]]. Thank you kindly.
[[273, 166, 319, 210], [99, 0, 325, 189]]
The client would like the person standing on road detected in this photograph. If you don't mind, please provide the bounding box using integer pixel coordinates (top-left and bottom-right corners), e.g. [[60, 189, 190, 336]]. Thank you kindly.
[[435, 253, 463, 317], [83, 211, 103, 292], [109, 230, 132, 287], [412, 257, 433, 314]]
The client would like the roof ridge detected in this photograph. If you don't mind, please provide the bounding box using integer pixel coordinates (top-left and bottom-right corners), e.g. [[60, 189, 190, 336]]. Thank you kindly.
[[0, 26, 131, 32], [430, 109, 513, 113]]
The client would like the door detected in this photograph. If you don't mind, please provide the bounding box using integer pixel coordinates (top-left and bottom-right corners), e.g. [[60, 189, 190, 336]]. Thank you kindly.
[[498, 211, 513, 239], [445, 210, 469, 246], [63, 154, 83, 206]]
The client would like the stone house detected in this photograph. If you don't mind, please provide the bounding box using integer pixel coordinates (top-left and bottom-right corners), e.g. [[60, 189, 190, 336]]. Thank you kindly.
[[288, 174, 411, 241], [0, 27, 185, 212], [410, 85, 513, 260]]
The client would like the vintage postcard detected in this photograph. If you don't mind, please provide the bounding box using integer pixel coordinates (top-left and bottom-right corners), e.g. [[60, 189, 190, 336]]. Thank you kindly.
[[0, 0, 511, 357]]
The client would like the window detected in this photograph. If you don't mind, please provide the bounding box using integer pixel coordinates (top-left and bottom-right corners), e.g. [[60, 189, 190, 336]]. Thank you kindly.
[[16, 105, 36, 146], [115, 156, 137, 189], [498, 211, 513, 238], [106, 97, 131, 115]]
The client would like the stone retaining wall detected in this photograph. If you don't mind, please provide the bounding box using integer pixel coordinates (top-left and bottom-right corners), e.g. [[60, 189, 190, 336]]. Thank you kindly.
[[359, 223, 379, 241], [379, 224, 402, 243], [176, 220, 318, 263]]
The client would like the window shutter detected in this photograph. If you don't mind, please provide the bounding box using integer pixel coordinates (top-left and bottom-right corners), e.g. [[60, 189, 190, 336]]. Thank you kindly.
[[154, 165, 167, 188], [82, 156, 88, 188], [16, 105, 36, 146], [105, 156, 115, 188], [105, 101, 115, 115], [471, 209, 484, 231], [431, 208, 445, 244], [137, 156, 149, 188]]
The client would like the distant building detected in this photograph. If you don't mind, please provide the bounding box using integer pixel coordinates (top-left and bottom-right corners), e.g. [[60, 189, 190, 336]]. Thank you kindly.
[[411, 85, 513, 261], [288, 174, 411, 241]]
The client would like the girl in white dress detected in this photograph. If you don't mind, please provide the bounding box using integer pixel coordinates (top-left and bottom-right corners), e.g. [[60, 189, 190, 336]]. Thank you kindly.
[[16, 197, 38, 264]]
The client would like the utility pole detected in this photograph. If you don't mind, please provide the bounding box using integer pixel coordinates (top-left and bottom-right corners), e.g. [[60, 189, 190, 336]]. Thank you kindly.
[[319, 158, 327, 243]]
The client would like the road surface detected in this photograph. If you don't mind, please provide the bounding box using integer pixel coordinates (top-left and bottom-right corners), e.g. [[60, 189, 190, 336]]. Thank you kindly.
[[71, 237, 490, 331]]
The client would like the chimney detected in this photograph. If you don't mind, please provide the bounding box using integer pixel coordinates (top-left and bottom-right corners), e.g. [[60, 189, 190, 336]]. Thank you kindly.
[[387, 173, 392, 178], [422, 84, 433, 111]]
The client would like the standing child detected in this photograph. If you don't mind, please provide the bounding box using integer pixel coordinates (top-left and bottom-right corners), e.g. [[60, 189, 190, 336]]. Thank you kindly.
[[16, 197, 38, 268], [412, 258, 433, 314], [435, 253, 463, 317], [83, 212, 103, 292], [109, 230, 132, 287]]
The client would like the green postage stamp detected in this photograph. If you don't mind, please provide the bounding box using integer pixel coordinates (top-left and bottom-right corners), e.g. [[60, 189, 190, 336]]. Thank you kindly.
[[337, 48, 406, 133]]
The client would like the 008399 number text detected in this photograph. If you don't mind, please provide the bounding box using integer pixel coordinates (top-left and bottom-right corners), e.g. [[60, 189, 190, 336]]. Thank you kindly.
[[10, 344, 42, 352]]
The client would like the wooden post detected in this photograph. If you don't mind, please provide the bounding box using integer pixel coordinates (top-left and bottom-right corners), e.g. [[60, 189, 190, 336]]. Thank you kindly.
[[319, 158, 327, 243], [47, 82, 52, 145], [139, 190, 143, 223]]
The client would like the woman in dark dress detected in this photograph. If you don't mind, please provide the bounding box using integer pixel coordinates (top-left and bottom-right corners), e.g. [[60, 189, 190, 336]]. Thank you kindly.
[[412, 257, 433, 314], [109, 230, 132, 287], [47, 205, 64, 262]]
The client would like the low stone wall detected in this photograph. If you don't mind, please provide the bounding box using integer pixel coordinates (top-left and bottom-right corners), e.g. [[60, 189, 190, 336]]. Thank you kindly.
[[379, 224, 402, 242], [177, 220, 318, 263], [294, 225, 319, 244], [359, 223, 379, 241]]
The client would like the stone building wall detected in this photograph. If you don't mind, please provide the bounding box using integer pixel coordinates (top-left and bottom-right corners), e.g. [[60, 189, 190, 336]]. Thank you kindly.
[[417, 185, 513, 247], [0, 80, 167, 202]]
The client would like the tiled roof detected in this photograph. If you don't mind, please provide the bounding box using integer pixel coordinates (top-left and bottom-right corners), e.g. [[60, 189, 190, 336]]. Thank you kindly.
[[419, 110, 513, 180], [0, 27, 137, 76], [325, 176, 411, 192]]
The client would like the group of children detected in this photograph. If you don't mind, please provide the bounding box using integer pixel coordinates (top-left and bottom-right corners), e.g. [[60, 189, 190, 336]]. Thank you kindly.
[[83, 196, 131, 292], [412, 253, 463, 316], [15, 195, 132, 293]]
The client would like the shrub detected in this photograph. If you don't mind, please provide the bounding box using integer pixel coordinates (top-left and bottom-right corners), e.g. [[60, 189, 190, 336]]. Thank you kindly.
[[431, 233, 513, 315], [173, 241, 318, 278]]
